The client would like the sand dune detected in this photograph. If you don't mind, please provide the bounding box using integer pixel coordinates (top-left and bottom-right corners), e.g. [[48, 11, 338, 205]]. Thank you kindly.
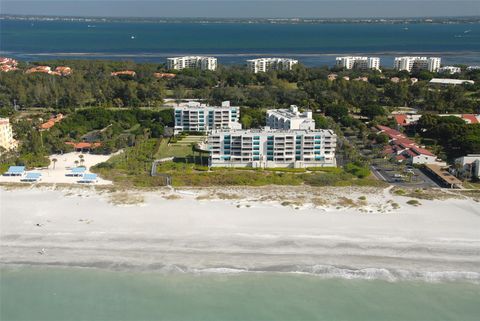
[[1, 186, 479, 282]]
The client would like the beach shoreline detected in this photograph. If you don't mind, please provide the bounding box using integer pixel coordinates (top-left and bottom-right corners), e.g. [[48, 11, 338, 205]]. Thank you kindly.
[[1, 184, 479, 283]]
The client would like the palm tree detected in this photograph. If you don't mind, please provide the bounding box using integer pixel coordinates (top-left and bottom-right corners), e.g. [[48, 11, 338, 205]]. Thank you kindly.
[[74, 160, 79, 167], [78, 154, 85, 167]]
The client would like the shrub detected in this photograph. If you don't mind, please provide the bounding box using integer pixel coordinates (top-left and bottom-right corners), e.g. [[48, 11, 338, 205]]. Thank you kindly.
[[407, 199, 421, 206], [344, 162, 370, 178], [265, 168, 306, 173], [306, 167, 343, 174]]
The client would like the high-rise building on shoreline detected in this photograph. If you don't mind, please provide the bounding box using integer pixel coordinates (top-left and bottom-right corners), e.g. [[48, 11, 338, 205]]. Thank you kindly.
[[335, 56, 380, 70], [174, 101, 241, 134], [167, 56, 217, 71], [393, 56, 441, 72], [267, 105, 315, 130], [246, 58, 298, 73], [207, 128, 336, 168]]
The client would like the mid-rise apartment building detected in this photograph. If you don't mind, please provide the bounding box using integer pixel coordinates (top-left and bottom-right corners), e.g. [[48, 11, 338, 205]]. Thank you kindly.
[[393, 56, 441, 72], [246, 58, 298, 73], [167, 56, 217, 71], [174, 101, 241, 134], [438, 66, 461, 74], [207, 128, 337, 168], [335, 56, 380, 70], [266, 105, 315, 130], [454, 154, 480, 179], [0, 118, 17, 152]]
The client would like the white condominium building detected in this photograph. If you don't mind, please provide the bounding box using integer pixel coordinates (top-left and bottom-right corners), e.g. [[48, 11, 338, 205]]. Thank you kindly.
[[267, 105, 315, 130], [438, 66, 461, 74], [174, 101, 241, 134], [167, 56, 217, 71], [335, 56, 380, 70], [393, 56, 441, 72], [247, 58, 298, 73], [207, 128, 336, 168], [0, 118, 17, 152]]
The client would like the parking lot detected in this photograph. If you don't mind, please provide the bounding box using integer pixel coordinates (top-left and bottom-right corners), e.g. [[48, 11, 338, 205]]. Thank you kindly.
[[371, 159, 439, 188]]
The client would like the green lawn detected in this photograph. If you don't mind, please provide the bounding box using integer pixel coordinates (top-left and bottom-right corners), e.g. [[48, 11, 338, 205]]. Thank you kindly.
[[155, 138, 195, 159]]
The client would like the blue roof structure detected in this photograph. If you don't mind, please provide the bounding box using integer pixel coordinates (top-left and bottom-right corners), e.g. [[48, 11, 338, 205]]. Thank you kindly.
[[82, 174, 97, 181], [71, 167, 86, 174], [25, 173, 42, 179], [78, 173, 97, 183], [6, 166, 25, 174], [21, 172, 42, 182]]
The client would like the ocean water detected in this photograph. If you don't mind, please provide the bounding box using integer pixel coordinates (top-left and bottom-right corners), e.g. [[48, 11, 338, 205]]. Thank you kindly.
[[1, 266, 480, 321], [1, 20, 480, 66]]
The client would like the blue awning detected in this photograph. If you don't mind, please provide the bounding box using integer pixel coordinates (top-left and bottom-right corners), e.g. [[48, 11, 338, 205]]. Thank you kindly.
[[82, 174, 97, 181], [71, 167, 86, 173], [21, 172, 42, 181], [6, 166, 25, 174], [25, 172, 42, 179]]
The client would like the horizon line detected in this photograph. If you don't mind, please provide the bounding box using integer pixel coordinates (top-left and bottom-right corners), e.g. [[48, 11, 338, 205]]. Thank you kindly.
[[2, 13, 480, 20]]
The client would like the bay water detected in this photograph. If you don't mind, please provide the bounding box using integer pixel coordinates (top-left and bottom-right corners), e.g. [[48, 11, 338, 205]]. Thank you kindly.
[[1, 20, 480, 66]]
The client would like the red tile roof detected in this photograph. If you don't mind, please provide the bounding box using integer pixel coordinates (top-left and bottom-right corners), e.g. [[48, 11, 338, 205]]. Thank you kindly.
[[65, 142, 102, 149], [0, 65, 18, 72], [462, 114, 479, 124], [40, 120, 55, 130], [410, 146, 435, 157], [393, 114, 408, 126], [153, 72, 176, 79], [54, 66, 72, 76], [376, 125, 436, 159], [0, 57, 18, 66], [111, 70, 136, 77], [39, 114, 64, 130]]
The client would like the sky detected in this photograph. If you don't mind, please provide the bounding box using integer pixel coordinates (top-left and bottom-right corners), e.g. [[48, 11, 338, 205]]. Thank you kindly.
[[1, 0, 480, 18]]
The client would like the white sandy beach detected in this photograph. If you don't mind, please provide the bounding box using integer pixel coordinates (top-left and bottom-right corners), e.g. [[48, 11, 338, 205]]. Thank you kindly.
[[0, 152, 112, 185], [1, 186, 479, 282]]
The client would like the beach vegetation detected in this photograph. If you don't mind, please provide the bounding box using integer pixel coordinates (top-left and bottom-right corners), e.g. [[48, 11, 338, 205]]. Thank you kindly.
[[406, 199, 421, 206], [91, 138, 383, 187]]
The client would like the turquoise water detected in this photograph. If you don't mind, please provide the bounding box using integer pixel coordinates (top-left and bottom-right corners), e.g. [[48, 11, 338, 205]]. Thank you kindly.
[[1, 267, 480, 321], [1, 20, 480, 65]]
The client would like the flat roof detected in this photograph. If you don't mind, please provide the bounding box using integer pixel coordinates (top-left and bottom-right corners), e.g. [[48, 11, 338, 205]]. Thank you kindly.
[[7, 166, 25, 173], [267, 108, 312, 120], [209, 128, 335, 135], [25, 172, 42, 179], [425, 164, 462, 186], [429, 78, 474, 85], [82, 174, 97, 180]]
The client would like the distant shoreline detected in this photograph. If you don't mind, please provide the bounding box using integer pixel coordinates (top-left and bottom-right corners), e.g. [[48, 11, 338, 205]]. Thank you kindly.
[[2, 14, 480, 25]]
